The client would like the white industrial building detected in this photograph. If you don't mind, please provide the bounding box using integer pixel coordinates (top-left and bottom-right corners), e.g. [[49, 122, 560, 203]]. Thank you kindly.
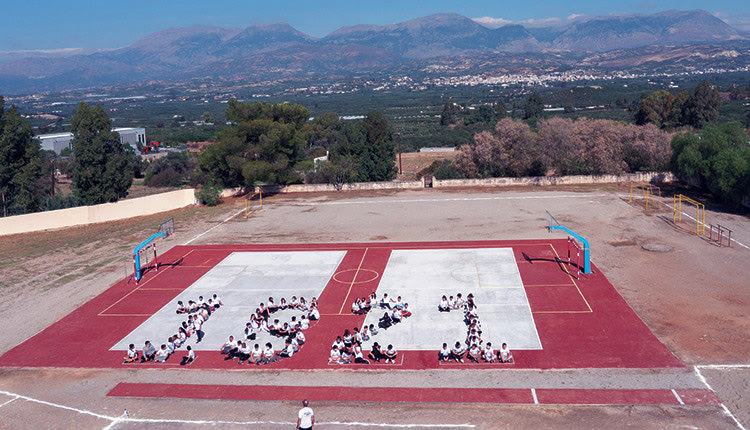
[[37, 127, 146, 154]]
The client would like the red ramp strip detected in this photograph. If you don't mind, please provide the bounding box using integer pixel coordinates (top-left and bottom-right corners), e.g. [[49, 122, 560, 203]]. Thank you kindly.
[[108, 383, 719, 406]]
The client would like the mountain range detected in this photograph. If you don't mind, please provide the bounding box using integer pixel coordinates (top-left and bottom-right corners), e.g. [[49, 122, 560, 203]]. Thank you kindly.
[[0, 9, 745, 94]]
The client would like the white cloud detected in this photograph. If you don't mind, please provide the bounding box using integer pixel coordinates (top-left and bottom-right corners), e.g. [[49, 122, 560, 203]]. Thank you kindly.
[[473, 14, 589, 29]]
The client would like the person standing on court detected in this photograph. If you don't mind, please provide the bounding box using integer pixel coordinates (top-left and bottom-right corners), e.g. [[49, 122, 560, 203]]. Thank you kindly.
[[297, 399, 314, 430]]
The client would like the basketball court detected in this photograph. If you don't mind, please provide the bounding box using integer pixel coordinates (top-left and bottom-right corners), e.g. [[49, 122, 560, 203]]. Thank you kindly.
[[0, 238, 684, 374]]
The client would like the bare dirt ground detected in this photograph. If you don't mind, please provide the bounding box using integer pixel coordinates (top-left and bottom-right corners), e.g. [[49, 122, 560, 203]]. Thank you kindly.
[[0, 184, 748, 429], [396, 151, 455, 180]]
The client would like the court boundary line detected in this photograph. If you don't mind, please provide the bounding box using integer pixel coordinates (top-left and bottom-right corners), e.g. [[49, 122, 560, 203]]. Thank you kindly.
[[0, 388, 476, 429], [693, 365, 747, 430], [338, 248, 369, 315]]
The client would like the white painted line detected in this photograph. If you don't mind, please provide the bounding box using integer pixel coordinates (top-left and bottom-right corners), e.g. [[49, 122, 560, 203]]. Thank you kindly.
[[693, 366, 747, 430], [183, 207, 245, 245], [721, 404, 748, 430], [531, 388, 539, 405], [696, 364, 750, 369], [671, 389, 684, 405], [0, 388, 476, 429], [301, 194, 612, 206], [0, 396, 17, 409]]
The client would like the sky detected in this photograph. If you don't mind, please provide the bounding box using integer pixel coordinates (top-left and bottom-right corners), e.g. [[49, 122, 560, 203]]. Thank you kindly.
[[2, 0, 748, 51]]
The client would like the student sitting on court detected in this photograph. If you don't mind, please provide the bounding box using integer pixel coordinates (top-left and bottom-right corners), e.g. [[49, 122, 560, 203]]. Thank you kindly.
[[384, 344, 398, 364], [279, 339, 295, 358], [206, 299, 216, 312], [451, 342, 467, 363], [245, 322, 257, 341], [351, 299, 362, 315], [332, 336, 345, 352], [259, 303, 269, 322], [250, 343, 263, 365], [180, 346, 194, 365], [340, 348, 353, 364], [391, 307, 402, 324], [295, 329, 306, 346], [266, 319, 278, 336], [290, 336, 300, 353], [467, 344, 481, 362], [439, 343, 451, 362], [308, 306, 320, 321], [221, 336, 238, 355], [279, 298, 288, 310], [237, 342, 252, 364], [123, 344, 139, 363], [329, 346, 341, 364], [353, 327, 363, 345], [393, 296, 405, 309], [369, 323, 379, 337], [379, 293, 392, 309], [194, 316, 204, 343], [402, 304, 412, 318], [212, 293, 223, 309], [361, 326, 371, 341], [290, 296, 299, 309], [176, 301, 187, 314], [278, 322, 291, 338], [140, 341, 156, 362], [259, 343, 278, 364], [353, 344, 369, 364], [342, 329, 354, 349], [378, 312, 393, 329], [467, 293, 476, 309], [482, 342, 495, 363], [298, 297, 309, 311], [188, 301, 198, 313], [299, 315, 310, 330], [156, 344, 170, 362], [267, 297, 278, 313], [438, 295, 450, 312], [368, 342, 385, 363], [177, 328, 187, 346], [498, 343, 513, 363], [166, 337, 176, 355], [454, 293, 465, 309]]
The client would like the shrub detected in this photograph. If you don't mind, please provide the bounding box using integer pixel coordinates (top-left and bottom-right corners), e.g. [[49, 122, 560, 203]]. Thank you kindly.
[[196, 182, 222, 206]]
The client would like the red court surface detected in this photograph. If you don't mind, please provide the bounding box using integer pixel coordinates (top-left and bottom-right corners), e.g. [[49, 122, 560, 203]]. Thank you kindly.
[[0, 240, 684, 370], [107, 383, 720, 406]]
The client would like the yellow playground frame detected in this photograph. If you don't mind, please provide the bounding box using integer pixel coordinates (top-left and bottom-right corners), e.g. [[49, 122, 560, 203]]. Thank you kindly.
[[629, 181, 663, 211], [673, 194, 705, 235]]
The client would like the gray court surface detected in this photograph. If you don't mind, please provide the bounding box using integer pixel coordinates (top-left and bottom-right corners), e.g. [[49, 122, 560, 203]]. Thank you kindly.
[[360, 248, 542, 351], [111, 250, 346, 351]]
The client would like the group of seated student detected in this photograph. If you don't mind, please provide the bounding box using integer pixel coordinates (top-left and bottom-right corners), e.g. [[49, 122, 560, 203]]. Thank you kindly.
[[376, 295, 412, 330], [244, 298, 320, 340], [266, 295, 315, 314], [176, 294, 223, 315], [220, 328, 306, 365], [351, 292, 378, 315], [438, 292, 472, 312], [436, 293, 513, 364], [124, 294, 223, 365], [328, 324, 398, 364]]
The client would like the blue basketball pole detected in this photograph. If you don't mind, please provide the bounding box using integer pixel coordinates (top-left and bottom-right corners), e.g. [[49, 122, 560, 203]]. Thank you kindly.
[[133, 232, 168, 281], [549, 225, 591, 274]]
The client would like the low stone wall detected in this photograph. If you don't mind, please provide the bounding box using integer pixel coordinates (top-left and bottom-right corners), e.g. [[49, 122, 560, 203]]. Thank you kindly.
[[433, 172, 676, 188], [255, 180, 424, 194], [0, 189, 197, 236]]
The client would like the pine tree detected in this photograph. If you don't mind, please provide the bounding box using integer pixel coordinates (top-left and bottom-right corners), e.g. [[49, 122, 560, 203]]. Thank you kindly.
[[71, 102, 135, 204], [0, 97, 43, 216]]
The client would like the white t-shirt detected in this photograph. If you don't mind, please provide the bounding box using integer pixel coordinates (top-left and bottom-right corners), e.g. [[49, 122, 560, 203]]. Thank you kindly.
[[309, 308, 320, 319], [300, 319, 310, 330], [500, 346, 511, 360], [439, 347, 451, 358], [285, 344, 295, 357], [298, 406, 314, 428]]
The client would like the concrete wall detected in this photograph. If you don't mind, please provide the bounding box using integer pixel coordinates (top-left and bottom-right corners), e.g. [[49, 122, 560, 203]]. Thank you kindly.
[[432, 172, 676, 189], [255, 180, 424, 194], [0, 189, 196, 237]]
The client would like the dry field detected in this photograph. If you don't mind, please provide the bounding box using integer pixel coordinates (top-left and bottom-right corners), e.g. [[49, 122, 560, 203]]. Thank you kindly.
[[0, 184, 748, 429]]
